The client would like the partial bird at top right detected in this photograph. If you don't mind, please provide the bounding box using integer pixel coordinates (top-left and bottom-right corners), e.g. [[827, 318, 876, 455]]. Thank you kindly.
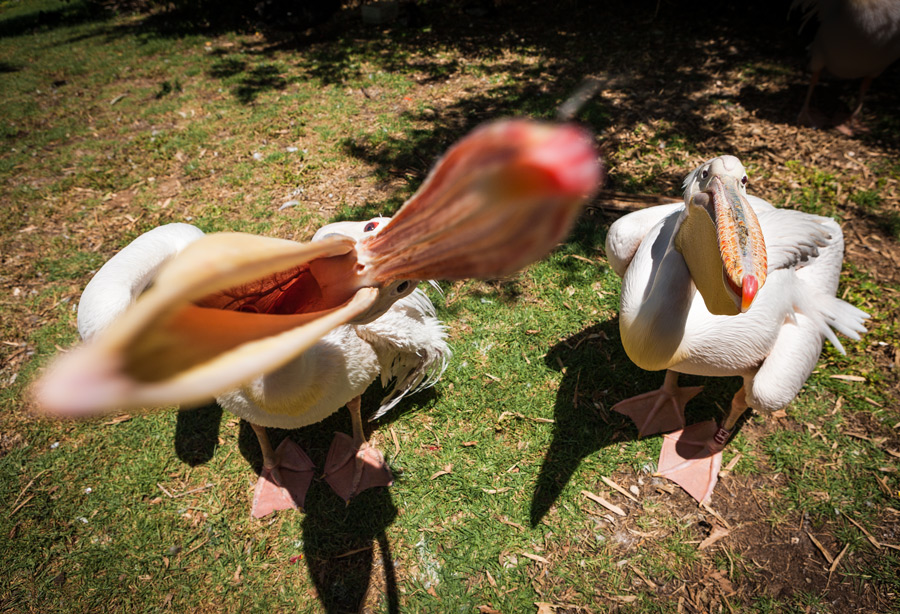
[[795, 0, 900, 135]]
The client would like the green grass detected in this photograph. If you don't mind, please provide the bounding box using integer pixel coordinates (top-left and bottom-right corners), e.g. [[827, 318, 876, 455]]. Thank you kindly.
[[2, 0, 899, 612]]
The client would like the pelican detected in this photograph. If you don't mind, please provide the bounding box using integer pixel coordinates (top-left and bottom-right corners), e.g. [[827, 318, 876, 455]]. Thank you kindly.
[[71, 220, 449, 517], [796, 0, 900, 134], [34, 119, 602, 516], [606, 155, 868, 504]]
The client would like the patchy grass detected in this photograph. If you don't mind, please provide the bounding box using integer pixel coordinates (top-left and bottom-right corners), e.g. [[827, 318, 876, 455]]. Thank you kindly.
[[2, 0, 899, 613]]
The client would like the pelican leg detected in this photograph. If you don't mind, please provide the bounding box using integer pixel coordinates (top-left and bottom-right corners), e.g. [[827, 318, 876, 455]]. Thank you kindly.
[[612, 370, 702, 437], [835, 76, 873, 136], [798, 67, 825, 128], [250, 423, 315, 519], [656, 387, 749, 504], [324, 396, 394, 503]]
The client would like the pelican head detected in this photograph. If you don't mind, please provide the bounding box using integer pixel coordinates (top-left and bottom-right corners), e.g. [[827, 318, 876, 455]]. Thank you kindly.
[[309, 216, 418, 324], [34, 119, 601, 416], [675, 155, 767, 316]]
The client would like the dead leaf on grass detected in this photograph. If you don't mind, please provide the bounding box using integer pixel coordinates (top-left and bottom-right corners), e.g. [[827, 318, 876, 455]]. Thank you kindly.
[[698, 525, 730, 550], [478, 605, 501, 614], [430, 464, 453, 480], [709, 569, 735, 595]]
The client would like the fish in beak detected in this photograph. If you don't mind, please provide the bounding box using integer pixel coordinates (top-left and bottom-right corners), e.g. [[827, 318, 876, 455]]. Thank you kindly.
[[33, 119, 602, 417], [674, 155, 767, 316]]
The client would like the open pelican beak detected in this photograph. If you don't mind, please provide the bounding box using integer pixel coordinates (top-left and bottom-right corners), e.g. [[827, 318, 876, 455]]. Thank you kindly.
[[676, 174, 767, 316], [33, 119, 602, 417], [33, 233, 382, 416], [358, 120, 601, 283]]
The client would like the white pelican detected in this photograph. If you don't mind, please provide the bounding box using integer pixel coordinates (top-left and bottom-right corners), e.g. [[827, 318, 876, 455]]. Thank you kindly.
[[71, 220, 449, 517], [796, 0, 900, 134], [34, 119, 602, 516], [606, 155, 868, 504]]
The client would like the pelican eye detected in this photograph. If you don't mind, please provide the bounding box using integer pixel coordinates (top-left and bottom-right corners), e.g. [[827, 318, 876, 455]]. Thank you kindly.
[[741, 175, 748, 186], [701, 169, 709, 179], [364, 221, 379, 232], [395, 280, 410, 294]]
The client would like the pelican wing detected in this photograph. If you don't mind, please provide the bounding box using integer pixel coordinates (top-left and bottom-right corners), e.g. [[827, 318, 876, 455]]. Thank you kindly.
[[755, 206, 834, 273], [605, 202, 683, 277]]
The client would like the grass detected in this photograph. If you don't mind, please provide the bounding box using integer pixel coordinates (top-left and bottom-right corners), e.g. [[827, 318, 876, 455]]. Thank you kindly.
[[2, 0, 899, 613]]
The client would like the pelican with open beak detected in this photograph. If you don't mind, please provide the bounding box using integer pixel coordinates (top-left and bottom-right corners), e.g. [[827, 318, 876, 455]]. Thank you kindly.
[[33, 119, 602, 515], [606, 155, 867, 503]]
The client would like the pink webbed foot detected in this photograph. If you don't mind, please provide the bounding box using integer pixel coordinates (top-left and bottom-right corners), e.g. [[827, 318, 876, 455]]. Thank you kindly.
[[323, 432, 394, 503], [656, 420, 731, 504], [251, 439, 315, 519], [833, 115, 868, 137], [612, 384, 702, 437]]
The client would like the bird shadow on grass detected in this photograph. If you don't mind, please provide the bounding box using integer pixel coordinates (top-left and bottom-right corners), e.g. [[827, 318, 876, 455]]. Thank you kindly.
[[228, 386, 433, 614], [529, 317, 733, 526], [173, 402, 223, 466]]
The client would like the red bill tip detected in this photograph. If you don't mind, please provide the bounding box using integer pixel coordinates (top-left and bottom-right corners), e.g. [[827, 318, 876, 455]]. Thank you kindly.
[[741, 274, 758, 312]]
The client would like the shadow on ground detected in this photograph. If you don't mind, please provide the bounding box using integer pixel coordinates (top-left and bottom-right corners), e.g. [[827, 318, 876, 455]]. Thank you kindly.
[[529, 310, 745, 525], [169, 384, 433, 613]]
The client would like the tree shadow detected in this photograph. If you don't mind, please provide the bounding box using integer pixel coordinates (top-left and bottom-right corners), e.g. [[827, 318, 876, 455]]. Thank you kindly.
[[49, 0, 897, 161], [0, 0, 110, 39]]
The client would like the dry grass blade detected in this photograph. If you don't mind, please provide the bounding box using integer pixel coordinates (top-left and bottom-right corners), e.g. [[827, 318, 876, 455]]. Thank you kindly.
[[842, 511, 882, 548], [719, 453, 743, 479], [806, 531, 834, 564], [498, 411, 554, 424], [102, 415, 132, 425], [496, 516, 526, 532], [829, 543, 849, 575], [9, 494, 35, 517], [390, 426, 401, 458], [10, 468, 50, 511], [171, 483, 214, 499], [335, 545, 373, 559], [600, 476, 639, 503], [829, 374, 866, 382], [430, 464, 453, 480], [629, 564, 658, 588], [700, 503, 732, 530], [521, 552, 550, 564], [581, 490, 625, 516]]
